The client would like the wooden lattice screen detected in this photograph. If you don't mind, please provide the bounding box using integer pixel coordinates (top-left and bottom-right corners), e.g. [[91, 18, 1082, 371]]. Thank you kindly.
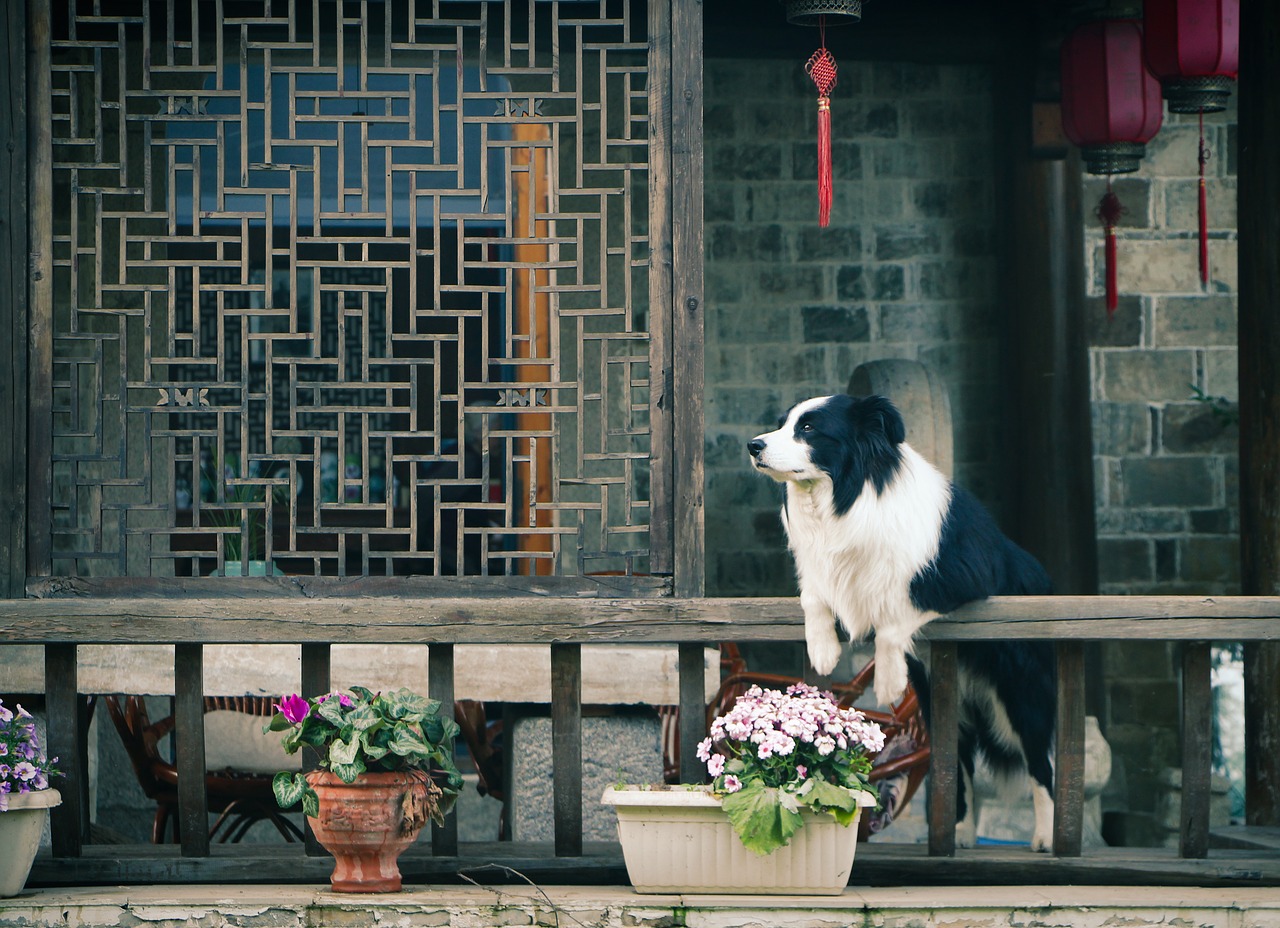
[[45, 0, 664, 581]]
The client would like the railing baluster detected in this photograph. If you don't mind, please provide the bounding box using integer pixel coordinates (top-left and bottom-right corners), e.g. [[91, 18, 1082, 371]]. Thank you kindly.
[[1054, 641, 1085, 857], [44, 643, 82, 857], [429, 643, 458, 856], [301, 643, 331, 857], [174, 643, 210, 856], [1180, 641, 1213, 858], [928, 641, 958, 857], [678, 642, 706, 784], [550, 642, 582, 857]]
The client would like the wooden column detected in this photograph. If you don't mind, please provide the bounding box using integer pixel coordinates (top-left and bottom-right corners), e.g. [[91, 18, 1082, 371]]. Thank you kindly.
[[678, 642, 706, 784], [0, 0, 28, 599], [25, 0, 52, 582], [300, 643, 331, 856], [1238, 0, 1280, 829], [1180, 641, 1213, 858], [1054, 641, 1086, 857], [44, 644, 82, 856], [671, 0, 704, 599], [174, 644, 210, 856], [927, 641, 958, 857]]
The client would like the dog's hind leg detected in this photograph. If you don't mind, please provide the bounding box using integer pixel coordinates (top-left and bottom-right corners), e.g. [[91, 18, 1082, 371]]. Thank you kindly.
[[956, 732, 978, 848], [1027, 752, 1055, 852], [801, 591, 843, 676]]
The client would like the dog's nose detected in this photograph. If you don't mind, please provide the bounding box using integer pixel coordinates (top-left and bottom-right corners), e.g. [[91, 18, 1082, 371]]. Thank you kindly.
[[747, 438, 766, 457]]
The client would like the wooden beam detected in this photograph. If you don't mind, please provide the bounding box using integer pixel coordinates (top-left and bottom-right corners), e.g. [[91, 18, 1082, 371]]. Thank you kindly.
[[0, 0, 27, 599], [1238, 0, 1280, 830], [3, 595, 1280, 644], [670, 0, 704, 599]]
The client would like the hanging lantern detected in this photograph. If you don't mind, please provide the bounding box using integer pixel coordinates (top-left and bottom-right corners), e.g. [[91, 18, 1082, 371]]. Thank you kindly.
[[782, 0, 862, 227], [1143, 0, 1239, 285], [1060, 19, 1163, 316]]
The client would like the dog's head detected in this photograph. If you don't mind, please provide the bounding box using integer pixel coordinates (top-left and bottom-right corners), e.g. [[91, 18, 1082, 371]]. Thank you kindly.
[[747, 394, 906, 514]]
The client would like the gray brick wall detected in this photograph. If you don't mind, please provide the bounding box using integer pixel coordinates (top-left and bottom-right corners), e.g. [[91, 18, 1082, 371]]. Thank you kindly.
[[1087, 98, 1239, 596], [704, 59, 1004, 597]]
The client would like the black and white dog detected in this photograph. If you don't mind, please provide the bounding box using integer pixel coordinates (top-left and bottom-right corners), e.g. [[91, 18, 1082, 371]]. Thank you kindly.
[[748, 393, 1057, 851]]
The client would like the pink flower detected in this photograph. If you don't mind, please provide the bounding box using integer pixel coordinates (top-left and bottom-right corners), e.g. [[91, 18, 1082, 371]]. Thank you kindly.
[[722, 775, 742, 793], [795, 765, 807, 779], [707, 753, 725, 777], [696, 737, 713, 763], [275, 693, 311, 724]]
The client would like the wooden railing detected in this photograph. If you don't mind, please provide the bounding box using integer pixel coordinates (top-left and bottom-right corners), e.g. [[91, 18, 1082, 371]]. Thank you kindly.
[[3, 593, 1280, 886]]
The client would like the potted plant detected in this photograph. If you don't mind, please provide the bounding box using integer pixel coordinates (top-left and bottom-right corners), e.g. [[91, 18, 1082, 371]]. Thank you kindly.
[[0, 699, 63, 897], [268, 686, 463, 893], [199, 452, 287, 576], [603, 683, 882, 894]]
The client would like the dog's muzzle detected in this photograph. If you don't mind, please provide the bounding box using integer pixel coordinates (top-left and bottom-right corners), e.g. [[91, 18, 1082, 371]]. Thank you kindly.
[[747, 438, 766, 459]]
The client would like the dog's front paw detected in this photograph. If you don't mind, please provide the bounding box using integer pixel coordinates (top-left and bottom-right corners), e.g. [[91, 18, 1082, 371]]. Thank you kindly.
[[874, 657, 909, 706], [956, 818, 977, 849], [1030, 832, 1053, 853], [807, 636, 843, 676]]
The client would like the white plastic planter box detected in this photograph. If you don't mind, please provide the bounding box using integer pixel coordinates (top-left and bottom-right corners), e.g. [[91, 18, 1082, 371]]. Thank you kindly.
[[602, 786, 875, 895]]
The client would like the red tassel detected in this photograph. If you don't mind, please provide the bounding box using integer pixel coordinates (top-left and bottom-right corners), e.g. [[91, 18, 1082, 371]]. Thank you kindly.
[[1097, 188, 1124, 319], [805, 45, 837, 229], [1198, 109, 1210, 285], [817, 96, 832, 227]]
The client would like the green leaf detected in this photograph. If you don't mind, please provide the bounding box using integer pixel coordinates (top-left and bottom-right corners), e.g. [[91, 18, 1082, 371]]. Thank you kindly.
[[331, 758, 365, 783], [359, 729, 390, 761], [316, 697, 347, 727], [802, 777, 859, 826], [349, 685, 377, 703], [344, 703, 380, 731], [330, 734, 361, 766], [387, 726, 432, 759], [720, 782, 803, 856], [384, 688, 439, 721], [265, 712, 294, 732], [272, 771, 307, 809], [301, 788, 320, 819]]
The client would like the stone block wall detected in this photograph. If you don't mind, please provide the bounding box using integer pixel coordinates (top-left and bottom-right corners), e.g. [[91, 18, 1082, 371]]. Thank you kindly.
[[1087, 100, 1240, 596], [703, 58, 1005, 597]]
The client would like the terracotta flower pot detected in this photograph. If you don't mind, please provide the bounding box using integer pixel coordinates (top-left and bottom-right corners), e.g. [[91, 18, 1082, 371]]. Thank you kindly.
[[305, 771, 432, 893]]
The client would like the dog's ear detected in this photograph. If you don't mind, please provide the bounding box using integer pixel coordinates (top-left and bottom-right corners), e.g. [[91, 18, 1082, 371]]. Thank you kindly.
[[857, 395, 906, 445]]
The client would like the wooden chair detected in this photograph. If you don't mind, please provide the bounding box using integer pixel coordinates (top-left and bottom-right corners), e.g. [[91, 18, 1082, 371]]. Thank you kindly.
[[102, 694, 304, 844], [453, 699, 507, 839]]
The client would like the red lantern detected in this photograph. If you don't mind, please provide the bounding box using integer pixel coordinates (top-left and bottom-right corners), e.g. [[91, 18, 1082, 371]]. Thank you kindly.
[[1060, 19, 1163, 316], [1144, 0, 1239, 284]]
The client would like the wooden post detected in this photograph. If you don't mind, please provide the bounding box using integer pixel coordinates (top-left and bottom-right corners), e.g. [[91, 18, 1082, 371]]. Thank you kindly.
[[428, 643, 458, 856], [671, 0, 704, 599], [174, 644, 210, 856], [1239, 0, 1280, 830], [1054, 641, 1086, 857], [550, 643, 582, 856], [0, 0, 28, 599], [25, 0, 52, 583], [44, 644, 82, 857], [678, 642, 706, 784], [300, 643, 331, 856], [648, 0, 674, 578], [927, 641, 958, 857], [1180, 642, 1213, 858]]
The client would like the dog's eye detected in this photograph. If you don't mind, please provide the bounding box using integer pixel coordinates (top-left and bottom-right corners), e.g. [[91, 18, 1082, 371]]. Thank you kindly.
[[799, 422, 813, 433]]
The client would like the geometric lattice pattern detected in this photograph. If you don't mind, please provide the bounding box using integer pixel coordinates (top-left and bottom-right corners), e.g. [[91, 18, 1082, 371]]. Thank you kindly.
[[48, 0, 653, 578]]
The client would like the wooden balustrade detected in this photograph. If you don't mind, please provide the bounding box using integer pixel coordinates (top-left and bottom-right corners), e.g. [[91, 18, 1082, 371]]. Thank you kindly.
[[3, 593, 1280, 886]]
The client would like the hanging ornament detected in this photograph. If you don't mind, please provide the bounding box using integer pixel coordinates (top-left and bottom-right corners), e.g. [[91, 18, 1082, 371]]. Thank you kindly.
[[1143, 0, 1239, 286], [783, 0, 863, 228], [1060, 18, 1163, 317]]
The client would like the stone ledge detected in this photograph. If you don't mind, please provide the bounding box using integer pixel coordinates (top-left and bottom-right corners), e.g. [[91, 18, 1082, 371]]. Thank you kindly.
[[3, 885, 1280, 928]]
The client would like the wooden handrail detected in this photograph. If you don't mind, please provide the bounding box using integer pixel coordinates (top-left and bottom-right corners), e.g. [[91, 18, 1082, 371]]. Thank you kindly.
[[6, 594, 1280, 882]]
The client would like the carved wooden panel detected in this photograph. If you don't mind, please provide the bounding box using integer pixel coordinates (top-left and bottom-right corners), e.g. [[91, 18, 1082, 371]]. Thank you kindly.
[[47, 0, 654, 579]]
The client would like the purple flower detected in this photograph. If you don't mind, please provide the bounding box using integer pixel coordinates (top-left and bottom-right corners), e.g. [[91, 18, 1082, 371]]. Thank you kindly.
[[14, 761, 37, 782], [275, 694, 311, 724]]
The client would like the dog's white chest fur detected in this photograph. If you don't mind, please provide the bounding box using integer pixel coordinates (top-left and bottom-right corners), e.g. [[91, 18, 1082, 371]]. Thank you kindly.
[[782, 443, 950, 696]]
